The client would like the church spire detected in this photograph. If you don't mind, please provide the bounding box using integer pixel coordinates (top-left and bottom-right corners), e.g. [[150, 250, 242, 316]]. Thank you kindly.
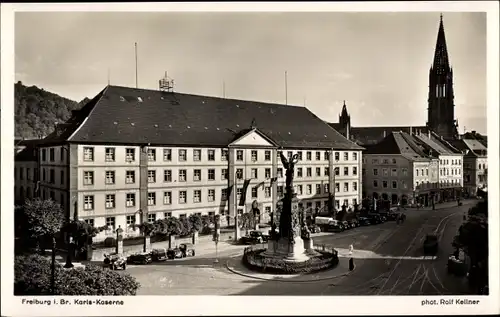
[[432, 13, 450, 73]]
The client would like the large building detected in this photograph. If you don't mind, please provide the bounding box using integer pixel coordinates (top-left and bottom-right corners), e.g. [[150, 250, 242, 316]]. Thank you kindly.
[[362, 129, 464, 208], [20, 85, 363, 241], [329, 15, 461, 145]]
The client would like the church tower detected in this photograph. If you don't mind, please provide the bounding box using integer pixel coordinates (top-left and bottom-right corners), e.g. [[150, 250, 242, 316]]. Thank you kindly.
[[338, 101, 351, 139], [427, 14, 458, 140]]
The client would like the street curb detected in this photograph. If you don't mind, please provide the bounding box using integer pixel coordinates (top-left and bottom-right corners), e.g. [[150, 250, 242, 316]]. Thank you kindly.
[[224, 258, 353, 283]]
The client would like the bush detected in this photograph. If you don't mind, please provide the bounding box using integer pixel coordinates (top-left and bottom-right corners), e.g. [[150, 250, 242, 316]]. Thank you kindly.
[[14, 254, 140, 296]]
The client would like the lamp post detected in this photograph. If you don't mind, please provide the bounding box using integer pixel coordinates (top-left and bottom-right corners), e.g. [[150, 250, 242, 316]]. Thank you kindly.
[[213, 216, 220, 264], [51, 235, 57, 294]]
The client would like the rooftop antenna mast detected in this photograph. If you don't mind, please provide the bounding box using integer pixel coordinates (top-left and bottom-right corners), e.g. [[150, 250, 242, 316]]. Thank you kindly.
[[135, 42, 138, 88], [159, 71, 174, 92], [285, 71, 288, 105]]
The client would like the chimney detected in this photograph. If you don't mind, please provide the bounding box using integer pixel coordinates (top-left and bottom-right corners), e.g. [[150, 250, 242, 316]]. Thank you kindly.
[[409, 126, 412, 135]]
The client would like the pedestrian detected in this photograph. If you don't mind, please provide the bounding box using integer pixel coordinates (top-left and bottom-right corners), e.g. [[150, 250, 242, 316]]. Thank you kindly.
[[349, 244, 354, 255], [349, 258, 355, 271]]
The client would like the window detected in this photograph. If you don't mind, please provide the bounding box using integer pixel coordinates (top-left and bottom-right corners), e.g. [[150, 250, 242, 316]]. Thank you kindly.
[[373, 169, 378, 176], [344, 152, 349, 161], [251, 187, 258, 199], [27, 168, 31, 181], [207, 149, 215, 161], [148, 214, 156, 223], [297, 185, 303, 195], [372, 158, 379, 164], [208, 189, 215, 202], [251, 150, 258, 162], [236, 150, 243, 161], [353, 182, 357, 191], [297, 168, 303, 178], [164, 212, 172, 218], [179, 170, 187, 182], [222, 169, 228, 180], [84, 219, 95, 227], [324, 184, 330, 193], [237, 188, 243, 200], [383, 181, 388, 188], [49, 148, 55, 161], [421, 169, 424, 176], [316, 167, 321, 177], [221, 149, 228, 161], [163, 192, 172, 205], [416, 169, 419, 176], [344, 167, 349, 176], [148, 149, 156, 161], [221, 188, 228, 201], [335, 182, 340, 192], [251, 168, 258, 179], [287, 151, 293, 158], [353, 152, 358, 161], [324, 151, 330, 161], [402, 168, 408, 176], [315, 202, 322, 210], [316, 152, 321, 160], [265, 187, 271, 198], [306, 168, 312, 177], [163, 149, 172, 161], [105, 148, 115, 162], [83, 171, 94, 185], [50, 191, 55, 201], [297, 152, 303, 161], [306, 151, 312, 160], [316, 184, 321, 194], [344, 182, 349, 192], [206, 169, 215, 181], [362, 168, 366, 176], [343, 199, 349, 207], [126, 215, 136, 227], [179, 149, 187, 161], [193, 149, 201, 161], [383, 168, 388, 177], [277, 186, 284, 197], [265, 168, 271, 178], [126, 148, 135, 162], [148, 192, 156, 206], [391, 168, 397, 177], [383, 159, 389, 164], [373, 180, 378, 187], [265, 206, 271, 214], [236, 168, 243, 180], [105, 194, 115, 208], [335, 152, 340, 161], [104, 171, 115, 184], [41, 149, 47, 161], [265, 150, 271, 161], [179, 191, 187, 204], [126, 193, 135, 207], [123, 170, 135, 184], [426, 169, 429, 176], [148, 170, 156, 183], [106, 217, 116, 230], [42, 169, 46, 182], [278, 168, 283, 178], [194, 169, 202, 181], [49, 169, 55, 184], [306, 185, 312, 195], [84, 195, 94, 210], [392, 158, 396, 164], [352, 167, 357, 176], [194, 190, 202, 203], [83, 147, 94, 161], [335, 167, 340, 176]]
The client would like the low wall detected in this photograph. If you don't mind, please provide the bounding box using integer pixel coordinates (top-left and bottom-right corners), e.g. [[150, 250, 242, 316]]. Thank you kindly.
[[90, 231, 233, 261]]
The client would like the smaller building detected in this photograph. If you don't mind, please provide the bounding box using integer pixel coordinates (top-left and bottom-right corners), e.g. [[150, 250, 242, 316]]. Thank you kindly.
[[450, 138, 487, 196], [14, 145, 38, 205]]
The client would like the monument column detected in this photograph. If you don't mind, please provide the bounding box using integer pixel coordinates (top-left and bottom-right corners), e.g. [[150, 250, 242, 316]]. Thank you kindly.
[[271, 148, 278, 224], [227, 147, 240, 240], [328, 149, 335, 216]]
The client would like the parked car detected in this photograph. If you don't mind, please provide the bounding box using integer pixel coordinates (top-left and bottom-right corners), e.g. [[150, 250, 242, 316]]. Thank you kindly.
[[366, 213, 383, 224], [315, 217, 344, 232], [423, 234, 439, 255], [347, 218, 359, 228], [103, 253, 127, 270], [240, 230, 267, 244], [179, 243, 196, 257], [150, 248, 168, 261], [167, 247, 184, 259], [127, 252, 153, 265], [358, 217, 371, 226], [342, 221, 351, 230]]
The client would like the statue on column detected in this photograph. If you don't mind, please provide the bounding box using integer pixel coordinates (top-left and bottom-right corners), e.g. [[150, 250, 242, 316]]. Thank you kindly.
[[278, 152, 300, 241]]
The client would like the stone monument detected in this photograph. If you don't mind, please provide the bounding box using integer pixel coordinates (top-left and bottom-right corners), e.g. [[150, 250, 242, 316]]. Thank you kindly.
[[263, 153, 311, 261]]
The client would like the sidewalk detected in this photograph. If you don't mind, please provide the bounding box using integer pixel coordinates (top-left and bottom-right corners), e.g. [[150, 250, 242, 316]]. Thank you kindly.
[[406, 199, 476, 212]]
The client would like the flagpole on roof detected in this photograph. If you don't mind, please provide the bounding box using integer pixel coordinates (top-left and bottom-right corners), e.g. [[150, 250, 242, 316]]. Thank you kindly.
[[223, 80, 226, 99], [135, 42, 138, 88], [285, 71, 288, 105]]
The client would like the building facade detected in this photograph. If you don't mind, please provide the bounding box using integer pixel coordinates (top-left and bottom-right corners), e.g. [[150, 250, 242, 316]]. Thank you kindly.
[[14, 146, 38, 205], [28, 85, 363, 241], [460, 139, 488, 196]]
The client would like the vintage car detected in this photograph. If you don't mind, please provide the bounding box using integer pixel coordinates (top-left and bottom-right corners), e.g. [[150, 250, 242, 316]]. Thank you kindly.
[[423, 234, 439, 255], [346, 218, 359, 228], [127, 252, 153, 265], [150, 248, 168, 261], [167, 243, 196, 259], [342, 221, 351, 230], [308, 224, 322, 233], [240, 230, 267, 245], [103, 253, 127, 270], [358, 217, 371, 226], [366, 213, 383, 224]]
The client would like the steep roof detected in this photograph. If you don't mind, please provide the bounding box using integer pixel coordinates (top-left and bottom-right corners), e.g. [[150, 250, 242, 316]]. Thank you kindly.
[[41, 85, 362, 150], [413, 131, 461, 155], [364, 131, 430, 162], [349, 125, 428, 145]]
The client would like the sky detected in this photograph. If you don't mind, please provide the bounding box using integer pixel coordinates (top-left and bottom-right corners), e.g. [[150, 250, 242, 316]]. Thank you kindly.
[[14, 11, 487, 133]]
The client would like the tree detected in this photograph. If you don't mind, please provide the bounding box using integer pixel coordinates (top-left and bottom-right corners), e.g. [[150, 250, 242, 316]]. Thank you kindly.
[[66, 220, 107, 260], [336, 205, 347, 221], [15, 254, 140, 295], [17, 199, 65, 253], [240, 213, 256, 235], [188, 214, 203, 233], [179, 216, 192, 236]]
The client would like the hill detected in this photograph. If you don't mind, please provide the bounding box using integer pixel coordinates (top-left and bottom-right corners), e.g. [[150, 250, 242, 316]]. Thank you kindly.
[[14, 81, 89, 139]]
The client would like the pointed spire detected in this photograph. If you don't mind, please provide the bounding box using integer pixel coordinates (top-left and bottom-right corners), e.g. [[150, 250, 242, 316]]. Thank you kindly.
[[433, 13, 450, 72]]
